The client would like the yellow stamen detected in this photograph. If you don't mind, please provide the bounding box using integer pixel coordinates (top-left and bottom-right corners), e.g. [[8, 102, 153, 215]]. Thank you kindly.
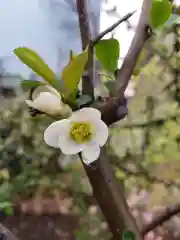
[[70, 122, 93, 144]]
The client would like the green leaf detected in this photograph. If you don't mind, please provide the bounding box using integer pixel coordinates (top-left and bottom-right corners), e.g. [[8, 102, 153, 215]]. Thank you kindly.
[[0, 183, 12, 201], [104, 81, 116, 96], [122, 230, 136, 240], [76, 95, 92, 107], [97, 71, 115, 81], [95, 38, 120, 73], [56, 73, 71, 97], [14, 47, 59, 89], [150, 0, 172, 29], [0, 202, 12, 209], [61, 49, 88, 99], [164, 14, 180, 28], [20, 80, 47, 91], [4, 206, 14, 216]]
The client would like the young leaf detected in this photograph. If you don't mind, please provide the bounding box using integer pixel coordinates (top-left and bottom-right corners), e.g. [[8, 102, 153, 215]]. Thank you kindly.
[[20, 80, 47, 91], [76, 94, 92, 107], [150, 0, 172, 29], [69, 49, 74, 62], [122, 230, 136, 240], [56, 73, 71, 97], [14, 47, 58, 88], [0, 202, 12, 209], [4, 206, 13, 216], [164, 14, 180, 29], [104, 81, 116, 96], [61, 49, 88, 99], [95, 38, 120, 73]]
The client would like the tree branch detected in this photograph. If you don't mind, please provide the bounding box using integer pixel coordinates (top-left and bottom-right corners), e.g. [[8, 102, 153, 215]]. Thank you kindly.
[[96, 0, 153, 126], [92, 11, 136, 45], [141, 203, 180, 236], [119, 162, 180, 189], [117, 0, 152, 95], [76, 1, 143, 239], [82, 149, 143, 240], [76, 0, 94, 98], [120, 113, 180, 129]]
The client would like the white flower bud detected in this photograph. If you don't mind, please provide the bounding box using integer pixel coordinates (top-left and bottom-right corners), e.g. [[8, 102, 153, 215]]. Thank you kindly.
[[26, 85, 72, 116]]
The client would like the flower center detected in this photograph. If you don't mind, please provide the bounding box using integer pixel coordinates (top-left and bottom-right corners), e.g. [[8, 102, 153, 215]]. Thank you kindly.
[[70, 122, 93, 144]]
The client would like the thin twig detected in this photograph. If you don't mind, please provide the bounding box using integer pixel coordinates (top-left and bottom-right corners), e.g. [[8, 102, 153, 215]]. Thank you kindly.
[[141, 204, 180, 235], [120, 112, 180, 129], [119, 163, 180, 189], [109, 151, 180, 189], [92, 11, 136, 45]]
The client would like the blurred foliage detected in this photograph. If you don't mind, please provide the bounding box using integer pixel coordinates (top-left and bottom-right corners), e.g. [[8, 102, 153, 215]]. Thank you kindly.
[[111, 21, 180, 212], [0, 96, 56, 196]]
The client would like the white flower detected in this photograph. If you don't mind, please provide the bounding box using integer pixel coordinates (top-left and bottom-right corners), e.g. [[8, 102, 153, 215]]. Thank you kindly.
[[44, 107, 109, 165], [26, 85, 72, 116]]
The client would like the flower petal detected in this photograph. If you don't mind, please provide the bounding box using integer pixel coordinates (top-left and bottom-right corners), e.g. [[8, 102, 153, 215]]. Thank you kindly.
[[82, 142, 100, 165], [70, 107, 101, 122], [94, 120, 109, 146], [31, 92, 63, 115], [25, 99, 36, 109], [32, 85, 60, 100], [58, 134, 83, 155], [47, 86, 61, 97], [44, 119, 69, 148]]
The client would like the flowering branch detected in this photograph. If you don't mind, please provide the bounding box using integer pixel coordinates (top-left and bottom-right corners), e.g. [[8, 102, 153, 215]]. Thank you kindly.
[[10, 0, 174, 239], [75, 0, 154, 239]]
